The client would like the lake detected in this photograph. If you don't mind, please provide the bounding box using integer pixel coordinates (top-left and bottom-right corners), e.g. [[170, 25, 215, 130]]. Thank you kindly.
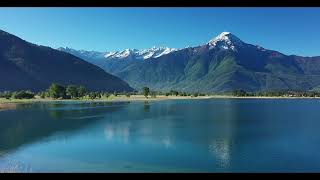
[[0, 98, 320, 172]]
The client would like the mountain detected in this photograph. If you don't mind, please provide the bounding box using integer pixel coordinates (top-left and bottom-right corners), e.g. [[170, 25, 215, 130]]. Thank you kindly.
[[58, 46, 177, 61], [59, 32, 320, 93], [0, 30, 134, 92]]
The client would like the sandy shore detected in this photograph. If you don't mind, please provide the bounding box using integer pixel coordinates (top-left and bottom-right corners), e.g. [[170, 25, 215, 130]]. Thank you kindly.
[[0, 95, 211, 106], [1, 95, 319, 110]]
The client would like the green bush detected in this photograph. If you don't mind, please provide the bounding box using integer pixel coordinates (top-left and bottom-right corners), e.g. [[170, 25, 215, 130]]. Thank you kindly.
[[12, 91, 35, 99], [0, 91, 12, 99], [48, 83, 66, 99]]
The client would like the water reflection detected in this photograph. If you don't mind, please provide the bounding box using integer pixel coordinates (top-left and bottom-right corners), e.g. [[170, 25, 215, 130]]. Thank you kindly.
[[98, 100, 245, 170], [0, 102, 128, 154], [104, 122, 131, 144], [0, 103, 18, 111], [143, 101, 150, 112], [162, 136, 172, 148], [101, 99, 242, 156], [206, 99, 239, 169], [102, 102, 175, 149], [209, 138, 231, 168], [2, 99, 316, 172]]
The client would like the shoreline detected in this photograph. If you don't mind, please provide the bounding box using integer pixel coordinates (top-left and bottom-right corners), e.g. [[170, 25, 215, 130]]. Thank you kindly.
[[1, 95, 320, 110]]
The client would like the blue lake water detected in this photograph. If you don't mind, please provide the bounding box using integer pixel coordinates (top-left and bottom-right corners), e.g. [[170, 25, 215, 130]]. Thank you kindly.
[[0, 99, 320, 172]]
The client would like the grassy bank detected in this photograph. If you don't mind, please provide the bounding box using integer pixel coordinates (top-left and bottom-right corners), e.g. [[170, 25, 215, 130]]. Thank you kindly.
[[1, 94, 319, 105], [0, 94, 211, 104]]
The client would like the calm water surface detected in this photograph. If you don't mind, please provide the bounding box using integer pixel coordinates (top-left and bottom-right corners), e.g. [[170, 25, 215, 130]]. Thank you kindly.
[[0, 99, 320, 172]]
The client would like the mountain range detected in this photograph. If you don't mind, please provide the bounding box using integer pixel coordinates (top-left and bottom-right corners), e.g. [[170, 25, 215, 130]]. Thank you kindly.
[[0, 30, 133, 92], [59, 32, 320, 93]]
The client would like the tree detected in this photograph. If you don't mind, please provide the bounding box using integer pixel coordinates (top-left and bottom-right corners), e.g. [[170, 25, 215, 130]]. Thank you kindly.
[[66, 85, 78, 99], [232, 89, 247, 97], [88, 92, 101, 100], [170, 90, 179, 96], [78, 86, 87, 98], [38, 91, 47, 99], [103, 92, 110, 98], [96, 92, 102, 99], [0, 91, 12, 99], [88, 92, 96, 100], [12, 91, 35, 99], [143, 87, 150, 99], [48, 83, 66, 99]]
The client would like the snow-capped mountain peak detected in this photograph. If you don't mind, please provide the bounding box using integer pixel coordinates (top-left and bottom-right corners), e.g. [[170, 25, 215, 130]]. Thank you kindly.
[[104, 47, 177, 60], [208, 32, 244, 51], [59, 46, 177, 61], [136, 47, 177, 59]]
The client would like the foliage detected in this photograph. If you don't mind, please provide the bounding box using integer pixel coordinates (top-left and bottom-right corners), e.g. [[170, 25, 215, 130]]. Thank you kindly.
[[78, 86, 87, 98], [103, 92, 110, 98], [0, 91, 13, 99], [4, 82, 320, 101], [143, 87, 150, 98], [170, 90, 179, 96], [11, 91, 35, 99], [48, 83, 66, 99], [37, 91, 48, 98], [66, 85, 79, 99]]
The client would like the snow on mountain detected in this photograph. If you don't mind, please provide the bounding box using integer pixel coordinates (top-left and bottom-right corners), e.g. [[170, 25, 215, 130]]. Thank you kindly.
[[105, 49, 139, 59], [59, 46, 177, 60], [208, 32, 244, 51], [137, 47, 177, 59], [104, 47, 177, 60], [59, 32, 247, 61]]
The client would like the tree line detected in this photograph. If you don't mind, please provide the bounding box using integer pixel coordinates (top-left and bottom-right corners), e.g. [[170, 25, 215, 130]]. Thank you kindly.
[[141, 87, 206, 98], [2, 84, 320, 100], [231, 89, 320, 97], [0, 83, 131, 100]]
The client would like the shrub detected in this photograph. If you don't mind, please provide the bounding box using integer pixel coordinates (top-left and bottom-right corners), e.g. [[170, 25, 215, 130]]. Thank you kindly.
[[12, 91, 35, 99]]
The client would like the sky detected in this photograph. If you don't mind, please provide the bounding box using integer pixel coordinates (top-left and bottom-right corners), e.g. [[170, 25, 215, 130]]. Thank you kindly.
[[0, 7, 319, 56]]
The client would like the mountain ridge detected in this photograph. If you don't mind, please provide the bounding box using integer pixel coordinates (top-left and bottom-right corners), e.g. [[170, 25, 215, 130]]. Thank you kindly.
[[0, 29, 134, 92], [59, 32, 320, 93]]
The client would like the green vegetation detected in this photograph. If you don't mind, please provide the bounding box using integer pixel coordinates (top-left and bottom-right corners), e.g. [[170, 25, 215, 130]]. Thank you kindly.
[[2, 84, 320, 103], [88, 92, 101, 100], [48, 83, 67, 99], [66, 85, 79, 99], [231, 89, 320, 97], [0, 91, 35, 99], [143, 87, 150, 99], [78, 86, 87, 98], [0, 83, 129, 101], [0, 91, 14, 99], [12, 91, 35, 99]]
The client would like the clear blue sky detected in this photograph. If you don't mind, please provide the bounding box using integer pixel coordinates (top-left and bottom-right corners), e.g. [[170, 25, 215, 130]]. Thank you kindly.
[[0, 8, 319, 56]]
